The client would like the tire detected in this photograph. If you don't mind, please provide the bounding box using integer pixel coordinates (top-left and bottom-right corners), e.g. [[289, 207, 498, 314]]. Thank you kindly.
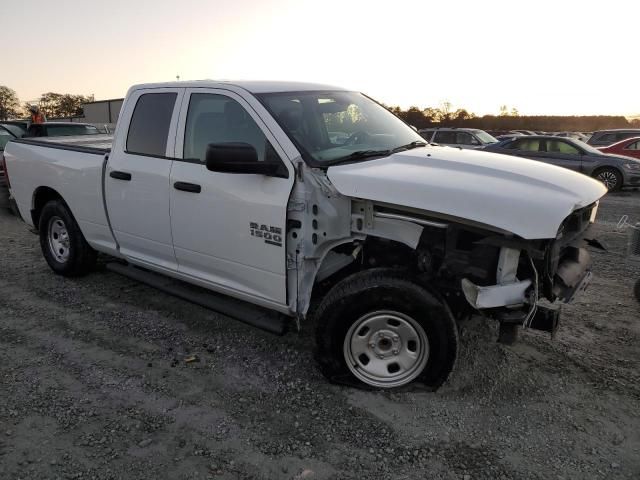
[[38, 200, 96, 277], [593, 167, 622, 192], [634, 279, 640, 303], [314, 269, 458, 390]]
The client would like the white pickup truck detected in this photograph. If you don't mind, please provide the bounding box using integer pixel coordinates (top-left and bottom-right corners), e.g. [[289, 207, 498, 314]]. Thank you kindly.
[[3, 80, 607, 390]]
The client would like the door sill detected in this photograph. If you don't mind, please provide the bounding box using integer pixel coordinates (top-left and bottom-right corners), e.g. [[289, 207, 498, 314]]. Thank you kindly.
[[106, 262, 290, 335]]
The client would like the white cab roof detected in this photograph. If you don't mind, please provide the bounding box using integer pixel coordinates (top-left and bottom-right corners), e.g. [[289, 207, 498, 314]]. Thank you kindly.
[[129, 80, 348, 94]]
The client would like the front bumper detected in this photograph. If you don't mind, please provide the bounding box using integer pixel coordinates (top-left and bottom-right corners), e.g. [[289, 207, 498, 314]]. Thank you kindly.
[[623, 172, 640, 187], [552, 247, 592, 303]]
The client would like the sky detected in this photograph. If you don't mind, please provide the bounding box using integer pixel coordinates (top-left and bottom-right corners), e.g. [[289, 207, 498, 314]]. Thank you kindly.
[[1, 0, 638, 117]]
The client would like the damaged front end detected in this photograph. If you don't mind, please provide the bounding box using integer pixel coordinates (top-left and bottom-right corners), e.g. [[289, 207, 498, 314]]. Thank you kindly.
[[458, 202, 600, 337]]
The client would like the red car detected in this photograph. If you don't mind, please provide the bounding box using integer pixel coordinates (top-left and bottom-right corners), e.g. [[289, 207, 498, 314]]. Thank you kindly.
[[598, 136, 640, 159]]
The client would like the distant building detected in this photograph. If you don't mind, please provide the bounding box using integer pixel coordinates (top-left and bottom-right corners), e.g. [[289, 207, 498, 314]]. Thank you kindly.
[[81, 98, 123, 129], [49, 98, 124, 131]]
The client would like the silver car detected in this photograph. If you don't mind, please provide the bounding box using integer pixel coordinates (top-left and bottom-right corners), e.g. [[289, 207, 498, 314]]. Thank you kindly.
[[419, 128, 499, 149], [484, 135, 640, 191]]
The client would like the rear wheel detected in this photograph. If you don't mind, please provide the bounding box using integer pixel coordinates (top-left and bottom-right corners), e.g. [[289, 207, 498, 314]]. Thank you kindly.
[[593, 167, 622, 191], [314, 269, 458, 390], [39, 200, 96, 276], [634, 279, 640, 303]]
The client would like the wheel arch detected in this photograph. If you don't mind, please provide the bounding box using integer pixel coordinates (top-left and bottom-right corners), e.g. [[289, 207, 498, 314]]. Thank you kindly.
[[31, 186, 67, 229], [592, 165, 623, 190]]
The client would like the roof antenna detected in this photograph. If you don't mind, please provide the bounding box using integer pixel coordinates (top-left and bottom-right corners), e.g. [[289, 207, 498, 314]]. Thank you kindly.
[[176, 75, 180, 82]]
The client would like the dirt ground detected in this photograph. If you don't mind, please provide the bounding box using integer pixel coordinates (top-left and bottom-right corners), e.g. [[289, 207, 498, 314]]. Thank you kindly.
[[1, 191, 639, 480]]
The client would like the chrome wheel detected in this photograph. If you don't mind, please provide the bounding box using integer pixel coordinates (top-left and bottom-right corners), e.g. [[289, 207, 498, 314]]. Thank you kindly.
[[47, 216, 70, 263], [596, 170, 619, 190], [343, 310, 429, 388]]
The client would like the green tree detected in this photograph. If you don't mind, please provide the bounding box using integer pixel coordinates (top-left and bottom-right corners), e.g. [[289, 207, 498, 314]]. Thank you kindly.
[[0, 86, 21, 120], [37, 92, 95, 118]]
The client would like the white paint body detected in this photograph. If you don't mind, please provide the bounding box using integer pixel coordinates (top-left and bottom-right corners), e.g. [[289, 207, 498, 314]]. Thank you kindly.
[[3, 80, 607, 318], [327, 146, 607, 240]]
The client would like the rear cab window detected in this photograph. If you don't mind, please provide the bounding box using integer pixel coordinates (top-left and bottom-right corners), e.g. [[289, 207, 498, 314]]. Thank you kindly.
[[126, 93, 178, 157]]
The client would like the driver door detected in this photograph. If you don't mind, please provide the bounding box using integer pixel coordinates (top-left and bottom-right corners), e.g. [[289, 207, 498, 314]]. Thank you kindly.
[[170, 88, 295, 307]]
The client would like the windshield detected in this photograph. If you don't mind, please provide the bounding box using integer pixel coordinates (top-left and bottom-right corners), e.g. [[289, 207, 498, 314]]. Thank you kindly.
[[0, 124, 23, 138], [474, 130, 498, 144], [573, 139, 603, 155], [0, 129, 12, 150], [258, 91, 426, 165]]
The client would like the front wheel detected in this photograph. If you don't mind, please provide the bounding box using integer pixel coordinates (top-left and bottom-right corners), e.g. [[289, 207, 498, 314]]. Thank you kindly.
[[634, 279, 640, 303], [39, 200, 96, 276], [593, 167, 622, 191], [314, 269, 458, 390]]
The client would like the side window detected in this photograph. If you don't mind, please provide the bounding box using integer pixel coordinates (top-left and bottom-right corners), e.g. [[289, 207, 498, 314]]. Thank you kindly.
[[621, 132, 640, 142], [625, 140, 640, 150], [126, 92, 177, 157], [419, 131, 433, 141], [433, 131, 456, 144], [456, 132, 476, 145], [183, 93, 276, 163], [547, 140, 580, 155], [597, 133, 616, 144], [513, 139, 541, 151]]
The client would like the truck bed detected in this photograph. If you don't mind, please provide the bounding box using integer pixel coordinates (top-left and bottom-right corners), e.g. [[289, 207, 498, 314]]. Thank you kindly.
[[13, 134, 113, 154]]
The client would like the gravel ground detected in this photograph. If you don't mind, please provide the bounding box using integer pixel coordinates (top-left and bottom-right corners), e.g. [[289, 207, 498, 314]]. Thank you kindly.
[[1, 191, 639, 480]]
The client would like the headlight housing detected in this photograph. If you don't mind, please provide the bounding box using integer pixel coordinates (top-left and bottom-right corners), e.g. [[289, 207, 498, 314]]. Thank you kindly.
[[623, 162, 640, 171]]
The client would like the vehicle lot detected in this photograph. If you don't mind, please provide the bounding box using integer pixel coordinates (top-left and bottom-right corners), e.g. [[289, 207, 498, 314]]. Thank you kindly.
[[0, 193, 639, 480]]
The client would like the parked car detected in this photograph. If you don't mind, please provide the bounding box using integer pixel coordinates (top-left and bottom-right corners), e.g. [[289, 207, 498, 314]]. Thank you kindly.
[[1, 122, 28, 138], [512, 129, 537, 136], [419, 128, 498, 148], [4, 80, 606, 390], [483, 135, 640, 191], [2, 120, 29, 132], [587, 129, 640, 147], [597, 137, 640, 160], [495, 132, 525, 141], [0, 125, 17, 209], [554, 131, 590, 143], [25, 122, 102, 138]]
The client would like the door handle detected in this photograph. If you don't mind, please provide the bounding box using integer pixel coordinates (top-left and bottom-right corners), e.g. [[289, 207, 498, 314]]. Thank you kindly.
[[110, 170, 132, 181], [174, 181, 202, 193]]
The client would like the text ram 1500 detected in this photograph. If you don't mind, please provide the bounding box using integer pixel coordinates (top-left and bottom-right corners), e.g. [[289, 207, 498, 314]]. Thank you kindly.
[[3, 81, 607, 390]]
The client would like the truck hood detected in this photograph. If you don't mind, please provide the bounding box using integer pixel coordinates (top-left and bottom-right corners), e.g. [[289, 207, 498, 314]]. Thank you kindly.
[[327, 146, 607, 239]]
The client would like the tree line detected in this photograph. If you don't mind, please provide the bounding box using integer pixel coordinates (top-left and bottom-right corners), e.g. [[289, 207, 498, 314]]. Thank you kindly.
[[1, 83, 638, 131], [387, 102, 640, 132], [0, 86, 94, 121]]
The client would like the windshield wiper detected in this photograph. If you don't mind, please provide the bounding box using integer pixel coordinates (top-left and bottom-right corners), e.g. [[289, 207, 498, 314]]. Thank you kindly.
[[391, 141, 427, 153], [330, 149, 391, 165]]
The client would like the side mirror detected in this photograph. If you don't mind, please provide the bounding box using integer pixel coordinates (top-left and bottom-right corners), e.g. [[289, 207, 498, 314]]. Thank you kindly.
[[205, 142, 287, 178]]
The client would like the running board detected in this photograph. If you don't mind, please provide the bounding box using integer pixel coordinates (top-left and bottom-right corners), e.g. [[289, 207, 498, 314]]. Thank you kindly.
[[106, 263, 289, 335]]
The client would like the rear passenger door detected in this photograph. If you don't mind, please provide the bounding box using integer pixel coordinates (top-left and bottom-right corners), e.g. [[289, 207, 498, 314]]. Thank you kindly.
[[105, 88, 184, 270], [504, 138, 546, 161], [538, 139, 583, 172], [432, 131, 457, 147]]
